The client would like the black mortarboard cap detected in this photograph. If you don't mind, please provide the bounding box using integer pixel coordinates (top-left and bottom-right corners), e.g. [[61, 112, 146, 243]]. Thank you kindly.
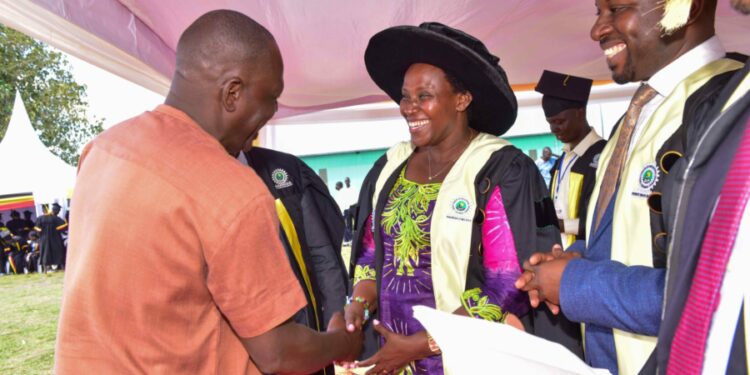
[[535, 70, 593, 117], [365, 22, 518, 135]]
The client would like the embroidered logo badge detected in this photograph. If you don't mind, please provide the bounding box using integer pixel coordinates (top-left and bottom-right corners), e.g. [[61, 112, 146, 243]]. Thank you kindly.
[[447, 197, 473, 222], [639, 163, 659, 189], [452, 198, 471, 214], [271, 168, 292, 189], [632, 162, 659, 198]]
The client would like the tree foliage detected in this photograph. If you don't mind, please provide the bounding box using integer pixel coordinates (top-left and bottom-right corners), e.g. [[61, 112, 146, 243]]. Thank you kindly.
[[0, 23, 103, 166]]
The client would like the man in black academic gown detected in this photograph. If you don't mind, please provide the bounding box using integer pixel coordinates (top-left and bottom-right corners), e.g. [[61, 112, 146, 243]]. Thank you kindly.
[[535, 71, 607, 249], [6, 210, 26, 237], [642, 0, 750, 372], [34, 203, 67, 273], [22, 210, 35, 238], [237, 147, 349, 375], [2, 228, 28, 274]]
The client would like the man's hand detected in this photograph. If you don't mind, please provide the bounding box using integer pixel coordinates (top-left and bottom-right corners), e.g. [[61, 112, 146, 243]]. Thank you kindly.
[[328, 311, 363, 364], [515, 245, 580, 314], [357, 320, 430, 375], [328, 310, 347, 332]]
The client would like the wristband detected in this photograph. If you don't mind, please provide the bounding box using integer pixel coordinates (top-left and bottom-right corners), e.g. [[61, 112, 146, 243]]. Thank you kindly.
[[346, 296, 370, 322]]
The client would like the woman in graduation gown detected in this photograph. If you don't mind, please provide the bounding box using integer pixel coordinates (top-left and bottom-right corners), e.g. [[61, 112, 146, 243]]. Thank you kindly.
[[344, 23, 581, 374]]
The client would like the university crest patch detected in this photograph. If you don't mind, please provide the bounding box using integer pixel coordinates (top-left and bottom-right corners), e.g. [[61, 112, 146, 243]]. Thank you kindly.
[[271, 168, 293, 189]]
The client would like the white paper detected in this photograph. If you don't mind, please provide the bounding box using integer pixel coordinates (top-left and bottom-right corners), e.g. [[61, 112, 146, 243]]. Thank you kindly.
[[413, 306, 611, 375]]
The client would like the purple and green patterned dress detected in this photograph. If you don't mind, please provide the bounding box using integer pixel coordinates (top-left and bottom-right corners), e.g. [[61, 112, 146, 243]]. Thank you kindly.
[[354, 166, 529, 375]]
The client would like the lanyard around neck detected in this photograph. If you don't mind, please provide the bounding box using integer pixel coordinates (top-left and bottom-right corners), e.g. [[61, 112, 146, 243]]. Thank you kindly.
[[554, 152, 578, 199]]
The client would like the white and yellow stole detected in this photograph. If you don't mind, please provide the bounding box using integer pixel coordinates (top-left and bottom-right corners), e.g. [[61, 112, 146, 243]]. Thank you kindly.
[[372, 132, 509, 373], [585, 57, 743, 375]]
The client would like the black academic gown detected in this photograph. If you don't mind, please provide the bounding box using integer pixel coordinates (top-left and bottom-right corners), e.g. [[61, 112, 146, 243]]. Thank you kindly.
[[350, 145, 584, 360], [4, 235, 28, 274], [23, 218, 35, 237], [6, 218, 26, 237], [35, 214, 66, 267], [550, 138, 607, 243], [639, 59, 750, 374], [245, 147, 348, 375], [648, 54, 747, 267]]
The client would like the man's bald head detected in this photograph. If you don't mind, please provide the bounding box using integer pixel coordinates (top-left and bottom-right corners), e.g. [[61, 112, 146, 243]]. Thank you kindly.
[[175, 10, 277, 80], [166, 10, 284, 155]]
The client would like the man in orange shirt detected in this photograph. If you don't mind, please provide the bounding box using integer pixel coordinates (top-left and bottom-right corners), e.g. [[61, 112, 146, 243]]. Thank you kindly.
[[55, 10, 361, 374]]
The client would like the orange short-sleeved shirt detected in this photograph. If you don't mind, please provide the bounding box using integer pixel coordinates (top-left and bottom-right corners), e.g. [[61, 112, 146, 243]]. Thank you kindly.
[[55, 105, 306, 374]]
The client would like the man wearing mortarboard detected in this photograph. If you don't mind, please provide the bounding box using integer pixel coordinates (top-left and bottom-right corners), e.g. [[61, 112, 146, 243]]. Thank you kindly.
[[535, 71, 606, 248], [1, 227, 29, 274], [21, 210, 35, 238], [6, 210, 26, 237]]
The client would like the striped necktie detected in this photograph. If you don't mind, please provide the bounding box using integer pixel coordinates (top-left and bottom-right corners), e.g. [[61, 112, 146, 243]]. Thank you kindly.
[[667, 116, 750, 374], [594, 84, 657, 230]]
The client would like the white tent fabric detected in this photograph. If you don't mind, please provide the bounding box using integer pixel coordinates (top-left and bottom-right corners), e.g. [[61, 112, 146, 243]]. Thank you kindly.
[[0, 0, 170, 96], [0, 91, 76, 207]]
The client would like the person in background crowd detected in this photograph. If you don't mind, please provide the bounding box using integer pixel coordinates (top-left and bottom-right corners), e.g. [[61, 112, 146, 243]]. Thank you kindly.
[[0, 227, 8, 275], [22, 210, 35, 233], [341, 177, 357, 244], [333, 180, 345, 211], [26, 230, 40, 274], [34, 203, 67, 273], [54, 10, 360, 374], [6, 210, 26, 237], [2, 229, 28, 274], [535, 70, 606, 248], [516, 0, 745, 373], [238, 146, 350, 375], [536, 146, 558, 188]]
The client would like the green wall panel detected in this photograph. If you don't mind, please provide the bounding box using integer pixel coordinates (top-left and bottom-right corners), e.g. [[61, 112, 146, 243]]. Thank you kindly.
[[299, 133, 562, 194], [301, 149, 386, 194], [505, 134, 562, 159]]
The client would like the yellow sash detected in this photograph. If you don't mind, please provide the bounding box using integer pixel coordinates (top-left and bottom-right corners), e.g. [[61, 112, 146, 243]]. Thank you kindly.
[[551, 170, 585, 248], [584, 58, 742, 375], [275, 199, 321, 331]]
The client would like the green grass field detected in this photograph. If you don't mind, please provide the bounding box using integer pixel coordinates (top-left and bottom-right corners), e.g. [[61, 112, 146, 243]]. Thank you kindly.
[[0, 272, 63, 374], [0, 250, 361, 374]]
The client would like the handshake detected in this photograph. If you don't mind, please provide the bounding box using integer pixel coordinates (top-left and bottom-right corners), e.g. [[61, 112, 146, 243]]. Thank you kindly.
[[317, 244, 582, 375], [326, 310, 365, 364], [330, 282, 445, 375]]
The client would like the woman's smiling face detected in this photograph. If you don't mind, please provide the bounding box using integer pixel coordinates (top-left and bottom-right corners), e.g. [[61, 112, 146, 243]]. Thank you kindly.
[[399, 63, 470, 148]]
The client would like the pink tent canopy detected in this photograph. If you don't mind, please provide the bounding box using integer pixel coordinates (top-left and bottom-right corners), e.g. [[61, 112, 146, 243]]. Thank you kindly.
[[6, 1, 750, 118]]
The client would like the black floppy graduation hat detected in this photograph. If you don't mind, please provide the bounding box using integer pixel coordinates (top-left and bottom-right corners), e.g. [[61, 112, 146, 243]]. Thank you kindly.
[[535, 70, 593, 117], [364, 22, 518, 136]]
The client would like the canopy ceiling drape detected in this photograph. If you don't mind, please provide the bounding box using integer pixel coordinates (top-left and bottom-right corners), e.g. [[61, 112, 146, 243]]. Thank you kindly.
[[1, 0, 749, 119]]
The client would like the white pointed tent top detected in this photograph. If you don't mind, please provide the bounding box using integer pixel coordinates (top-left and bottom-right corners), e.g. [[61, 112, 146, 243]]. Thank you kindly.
[[0, 91, 76, 204], [3, 91, 53, 154]]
